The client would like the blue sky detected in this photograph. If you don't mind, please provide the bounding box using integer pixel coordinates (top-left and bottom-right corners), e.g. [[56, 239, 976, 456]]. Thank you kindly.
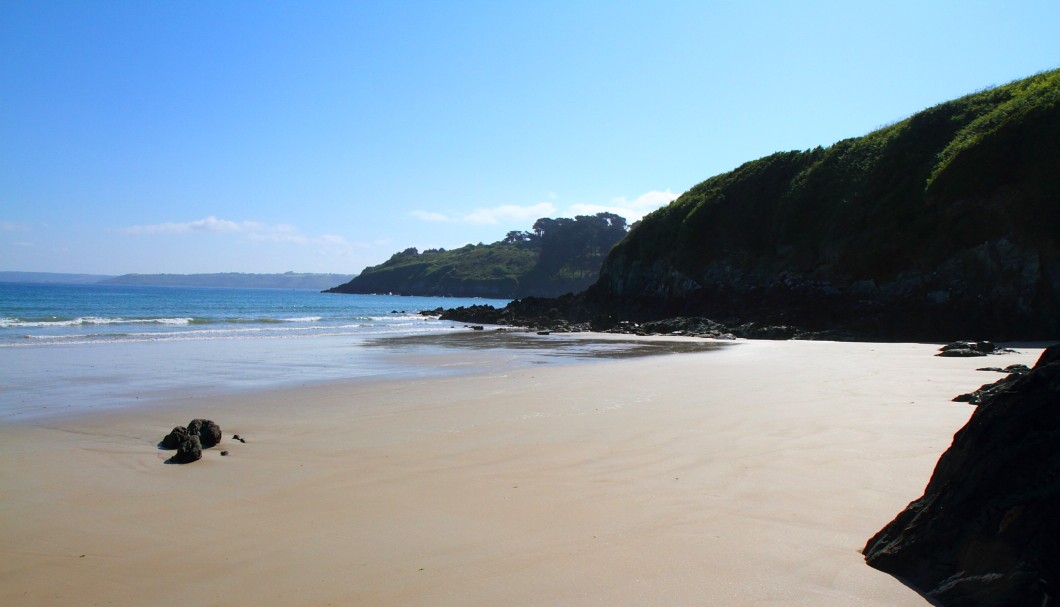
[[2, 0, 1058, 275]]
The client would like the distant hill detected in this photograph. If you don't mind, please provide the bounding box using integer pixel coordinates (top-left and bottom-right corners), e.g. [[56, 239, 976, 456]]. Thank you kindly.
[[0, 271, 115, 284], [100, 272, 354, 290], [327, 213, 629, 298], [472, 69, 1060, 341]]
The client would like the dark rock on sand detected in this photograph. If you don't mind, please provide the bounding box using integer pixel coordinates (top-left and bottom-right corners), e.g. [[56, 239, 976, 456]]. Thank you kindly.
[[187, 419, 222, 448], [936, 341, 1016, 357], [977, 364, 1031, 374], [864, 344, 1060, 606], [952, 374, 1021, 405], [955, 364, 1034, 405], [161, 426, 189, 450], [169, 435, 202, 464]]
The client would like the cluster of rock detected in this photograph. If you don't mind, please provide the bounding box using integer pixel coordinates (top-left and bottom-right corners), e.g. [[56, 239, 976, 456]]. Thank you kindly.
[[161, 419, 222, 464], [863, 344, 1060, 606], [953, 364, 1032, 405], [432, 302, 848, 341], [936, 340, 1017, 357]]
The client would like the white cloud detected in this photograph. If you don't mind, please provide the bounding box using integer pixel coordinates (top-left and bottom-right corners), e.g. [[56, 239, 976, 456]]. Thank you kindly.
[[1, 221, 30, 232], [409, 210, 450, 222], [122, 216, 257, 235], [463, 202, 556, 225], [615, 189, 681, 211], [119, 216, 355, 252], [408, 190, 678, 230], [567, 189, 680, 222]]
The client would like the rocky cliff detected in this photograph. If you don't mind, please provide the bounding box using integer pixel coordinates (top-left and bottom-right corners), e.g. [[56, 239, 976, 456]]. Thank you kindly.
[[582, 70, 1060, 340], [863, 345, 1060, 605]]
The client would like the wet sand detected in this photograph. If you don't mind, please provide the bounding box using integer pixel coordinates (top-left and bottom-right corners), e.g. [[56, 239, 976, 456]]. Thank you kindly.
[[0, 338, 1043, 606]]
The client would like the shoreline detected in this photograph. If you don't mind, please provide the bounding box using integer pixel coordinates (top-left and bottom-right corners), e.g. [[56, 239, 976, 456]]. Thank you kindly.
[[0, 329, 731, 423], [0, 338, 1046, 605]]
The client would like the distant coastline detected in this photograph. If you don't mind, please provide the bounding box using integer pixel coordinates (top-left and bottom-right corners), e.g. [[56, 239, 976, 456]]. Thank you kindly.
[[0, 271, 115, 285], [0, 271, 353, 290]]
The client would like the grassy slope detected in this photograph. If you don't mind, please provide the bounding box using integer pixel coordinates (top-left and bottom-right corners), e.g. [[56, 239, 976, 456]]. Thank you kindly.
[[596, 69, 1060, 337], [617, 69, 1059, 279], [339, 244, 540, 297], [332, 214, 631, 298]]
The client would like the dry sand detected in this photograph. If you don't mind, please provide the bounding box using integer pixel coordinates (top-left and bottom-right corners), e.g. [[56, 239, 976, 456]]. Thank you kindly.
[[0, 339, 1044, 606]]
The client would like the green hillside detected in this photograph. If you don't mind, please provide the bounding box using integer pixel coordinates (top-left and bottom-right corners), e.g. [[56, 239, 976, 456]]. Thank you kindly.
[[328, 213, 629, 298], [590, 69, 1060, 339], [454, 70, 1060, 340]]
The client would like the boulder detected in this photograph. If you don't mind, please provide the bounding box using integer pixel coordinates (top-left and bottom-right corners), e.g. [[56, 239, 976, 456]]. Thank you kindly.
[[161, 425, 188, 449], [169, 435, 202, 464], [956, 364, 1033, 404], [975, 363, 1032, 374], [937, 347, 986, 357], [864, 344, 1060, 606], [952, 374, 1021, 405], [187, 419, 222, 448], [936, 341, 1016, 357]]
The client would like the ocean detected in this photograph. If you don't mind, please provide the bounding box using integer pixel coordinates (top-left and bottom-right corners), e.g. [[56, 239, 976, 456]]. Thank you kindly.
[[0, 283, 511, 420], [0, 283, 722, 421], [0, 282, 507, 347]]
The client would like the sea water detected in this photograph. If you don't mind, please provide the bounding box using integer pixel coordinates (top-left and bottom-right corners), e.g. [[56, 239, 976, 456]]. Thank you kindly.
[[0, 283, 724, 420], [0, 283, 513, 419], [0, 283, 497, 346]]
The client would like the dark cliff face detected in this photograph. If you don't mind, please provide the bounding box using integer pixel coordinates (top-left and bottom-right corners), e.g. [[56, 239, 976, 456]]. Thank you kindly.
[[590, 70, 1060, 340], [863, 345, 1060, 606]]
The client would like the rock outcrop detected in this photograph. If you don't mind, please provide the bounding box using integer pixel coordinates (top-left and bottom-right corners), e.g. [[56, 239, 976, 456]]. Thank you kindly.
[[170, 435, 202, 464], [936, 341, 1016, 357], [160, 419, 223, 463], [863, 345, 1060, 606], [953, 364, 1032, 405], [187, 419, 222, 448], [161, 426, 189, 449]]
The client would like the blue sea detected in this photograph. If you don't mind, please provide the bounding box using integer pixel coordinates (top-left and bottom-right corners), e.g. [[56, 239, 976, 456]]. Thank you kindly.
[[0, 282, 505, 347], [0, 283, 513, 420], [0, 283, 720, 421]]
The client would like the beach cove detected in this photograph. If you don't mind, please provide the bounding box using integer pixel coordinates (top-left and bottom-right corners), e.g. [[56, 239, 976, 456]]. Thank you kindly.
[[0, 336, 1045, 606]]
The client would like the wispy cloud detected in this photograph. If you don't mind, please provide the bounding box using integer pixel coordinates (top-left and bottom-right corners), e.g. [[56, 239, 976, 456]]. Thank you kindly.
[[119, 216, 355, 253], [568, 189, 679, 222], [121, 216, 262, 235], [409, 203, 558, 226], [1, 221, 31, 232], [407, 190, 679, 229], [463, 202, 557, 225], [409, 210, 450, 222]]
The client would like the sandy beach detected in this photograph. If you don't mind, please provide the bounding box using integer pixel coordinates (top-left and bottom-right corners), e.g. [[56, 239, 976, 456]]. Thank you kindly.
[[0, 338, 1044, 606]]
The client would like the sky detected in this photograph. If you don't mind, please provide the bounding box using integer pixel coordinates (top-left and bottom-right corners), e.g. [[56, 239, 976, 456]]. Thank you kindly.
[[2, 0, 1058, 275]]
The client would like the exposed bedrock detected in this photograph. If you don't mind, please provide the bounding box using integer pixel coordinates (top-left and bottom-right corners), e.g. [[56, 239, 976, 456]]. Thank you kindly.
[[863, 345, 1060, 606]]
